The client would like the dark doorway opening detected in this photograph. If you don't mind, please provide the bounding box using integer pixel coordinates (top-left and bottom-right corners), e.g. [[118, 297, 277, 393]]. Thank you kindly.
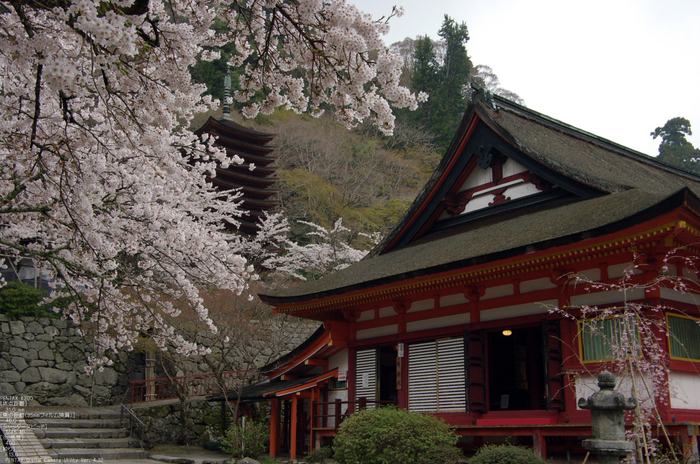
[[378, 346, 398, 403], [487, 326, 544, 411]]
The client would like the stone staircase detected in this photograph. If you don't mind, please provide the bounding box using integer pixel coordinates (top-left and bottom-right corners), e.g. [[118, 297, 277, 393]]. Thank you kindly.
[[26, 406, 148, 461]]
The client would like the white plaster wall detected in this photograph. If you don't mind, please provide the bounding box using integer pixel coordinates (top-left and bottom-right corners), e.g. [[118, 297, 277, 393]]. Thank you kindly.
[[502, 159, 527, 177], [408, 298, 434, 313], [325, 349, 349, 428], [464, 166, 491, 189], [406, 312, 471, 333], [575, 374, 654, 410], [378, 306, 395, 318], [661, 287, 700, 306], [504, 182, 541, 201], [665, 264, 678, 277], [326, 388, 348, 404], [608, 263, 642, 280], [438, 159, 530, 220], [356, 309, 374, 322], [480, 299, 556, 322], [683, 267, 700, 283], [670, 372, 700, 410], [568, 268, 601, 284], [356, 324, 398, 340], [440, 293, 469, 308], [329, 350, 348, 376], [482, 284, 514, 300], [461, 194, 493, 215], [520, 277, 557, 293], [570, 287, 645, 307]]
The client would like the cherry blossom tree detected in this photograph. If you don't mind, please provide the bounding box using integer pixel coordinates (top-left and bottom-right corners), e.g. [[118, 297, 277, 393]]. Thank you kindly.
[[553, 249, 700, 462], [0, 0, 421, 368], [244, 213, 378, 281]]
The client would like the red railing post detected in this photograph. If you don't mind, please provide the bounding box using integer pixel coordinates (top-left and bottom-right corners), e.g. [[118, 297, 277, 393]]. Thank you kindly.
[[335, 398, 341, 429], [128, 369, 251, 404]]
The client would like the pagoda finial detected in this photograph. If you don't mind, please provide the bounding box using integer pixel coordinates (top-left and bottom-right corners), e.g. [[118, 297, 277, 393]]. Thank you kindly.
[[222, 68, 233, 121]]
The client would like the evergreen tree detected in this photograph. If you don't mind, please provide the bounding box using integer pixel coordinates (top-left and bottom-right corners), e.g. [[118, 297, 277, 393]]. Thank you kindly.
[[398, 16, 472, 152], [412, 36, 440, 95], [439, 16, 471, 85], [403, 36, 440, 131], [652, 117, 700, 174], [433, 16, 472, 149]]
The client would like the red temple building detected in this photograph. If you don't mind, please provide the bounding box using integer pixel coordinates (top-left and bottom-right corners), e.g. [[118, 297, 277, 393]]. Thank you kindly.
[[239, 93, 700, 460]]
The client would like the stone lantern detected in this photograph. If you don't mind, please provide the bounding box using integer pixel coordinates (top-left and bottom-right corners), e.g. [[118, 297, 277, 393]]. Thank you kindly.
[[578, 371, 637, 464]]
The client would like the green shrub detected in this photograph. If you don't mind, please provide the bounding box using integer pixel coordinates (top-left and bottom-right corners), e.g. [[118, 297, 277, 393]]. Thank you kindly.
[[202, 441, 221, 451], [0, 281, 54, 318], [305, 446, 332, 463], [333, 406, 461, 464], [468, 444, 546, 464], [220, 420, 269, 458]]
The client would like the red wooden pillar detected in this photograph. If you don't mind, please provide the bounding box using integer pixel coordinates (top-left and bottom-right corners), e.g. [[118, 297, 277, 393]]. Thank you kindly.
[[689, 434, 699, 461], [282, 400, 290, 451], [348, 348, 356, 414], [270, 399, 280, 458], [310, 387, 316, 452], [321, 387, 328, 429], [334, 398, 341, 430], [680, 425, 699, 461], [532, 429, 546, 460], [290, 395, 298, 460], [397, 344, 408, 410], [645, 284, 673, 422], [560, 318, 578, 415]]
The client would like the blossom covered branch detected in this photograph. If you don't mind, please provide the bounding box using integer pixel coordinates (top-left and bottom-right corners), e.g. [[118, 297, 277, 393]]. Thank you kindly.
[[0, 0, 417, 366]]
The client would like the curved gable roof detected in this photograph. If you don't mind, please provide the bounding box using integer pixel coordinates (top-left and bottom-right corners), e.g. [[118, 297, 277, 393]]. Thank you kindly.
[[259, 96, 700, 312]]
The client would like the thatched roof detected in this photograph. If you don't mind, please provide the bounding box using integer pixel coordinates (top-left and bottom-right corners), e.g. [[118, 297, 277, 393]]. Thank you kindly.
[[260, 96, 700, 306]]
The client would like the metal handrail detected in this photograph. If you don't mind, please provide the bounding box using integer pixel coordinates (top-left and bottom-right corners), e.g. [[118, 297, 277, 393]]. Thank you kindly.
[[313, 398, 397, 429], [130, 370, 251, 404], [120, 403, 146, 429]]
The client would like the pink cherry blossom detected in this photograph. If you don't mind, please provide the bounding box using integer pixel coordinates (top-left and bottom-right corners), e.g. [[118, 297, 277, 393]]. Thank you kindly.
[[0, 0, 413, 368]]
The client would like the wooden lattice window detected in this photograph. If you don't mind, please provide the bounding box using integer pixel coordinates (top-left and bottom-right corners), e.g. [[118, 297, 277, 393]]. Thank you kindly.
[[668, 314, 700, 361], [408, 337, 465, 412], [355, 348, 377, 405], [580, 316, 639, 362]]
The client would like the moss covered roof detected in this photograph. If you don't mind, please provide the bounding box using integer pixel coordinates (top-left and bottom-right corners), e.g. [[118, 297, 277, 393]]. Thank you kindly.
[[259, 96, 700, 306]]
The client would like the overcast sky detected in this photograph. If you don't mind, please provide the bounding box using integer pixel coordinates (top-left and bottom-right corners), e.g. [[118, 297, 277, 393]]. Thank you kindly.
[[351, 0, 700, 157]]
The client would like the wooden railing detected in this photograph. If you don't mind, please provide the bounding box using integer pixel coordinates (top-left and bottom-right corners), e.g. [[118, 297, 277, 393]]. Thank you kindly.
[[130, 370, 251, 404], [313, 397, 397, 430]]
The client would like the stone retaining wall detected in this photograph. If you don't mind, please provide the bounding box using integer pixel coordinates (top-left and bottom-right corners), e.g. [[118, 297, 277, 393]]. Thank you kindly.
[[1, 314, 317, 410], [134, 398, 227, 445], [0, 315, 137, 407]]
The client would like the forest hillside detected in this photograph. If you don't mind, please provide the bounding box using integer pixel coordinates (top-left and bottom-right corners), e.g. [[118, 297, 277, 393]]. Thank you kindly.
[[191, 18, 525, 245], [192, 107, 440, 245]]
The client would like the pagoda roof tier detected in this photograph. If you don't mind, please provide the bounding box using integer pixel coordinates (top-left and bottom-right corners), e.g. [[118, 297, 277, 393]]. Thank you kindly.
[[240, 197, 280, 209], [210, 177, 279, 199], [216, 136, 276, 157], [240, 209, 267, 222], [228, 218, 260, 234], [225, 163, 278, 176], [196, 116, 275, 145], [225, 209, 269, 229], [215, 169, 278, 187], [226, 148, 278, 164], [195, 114, 279, 234]]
